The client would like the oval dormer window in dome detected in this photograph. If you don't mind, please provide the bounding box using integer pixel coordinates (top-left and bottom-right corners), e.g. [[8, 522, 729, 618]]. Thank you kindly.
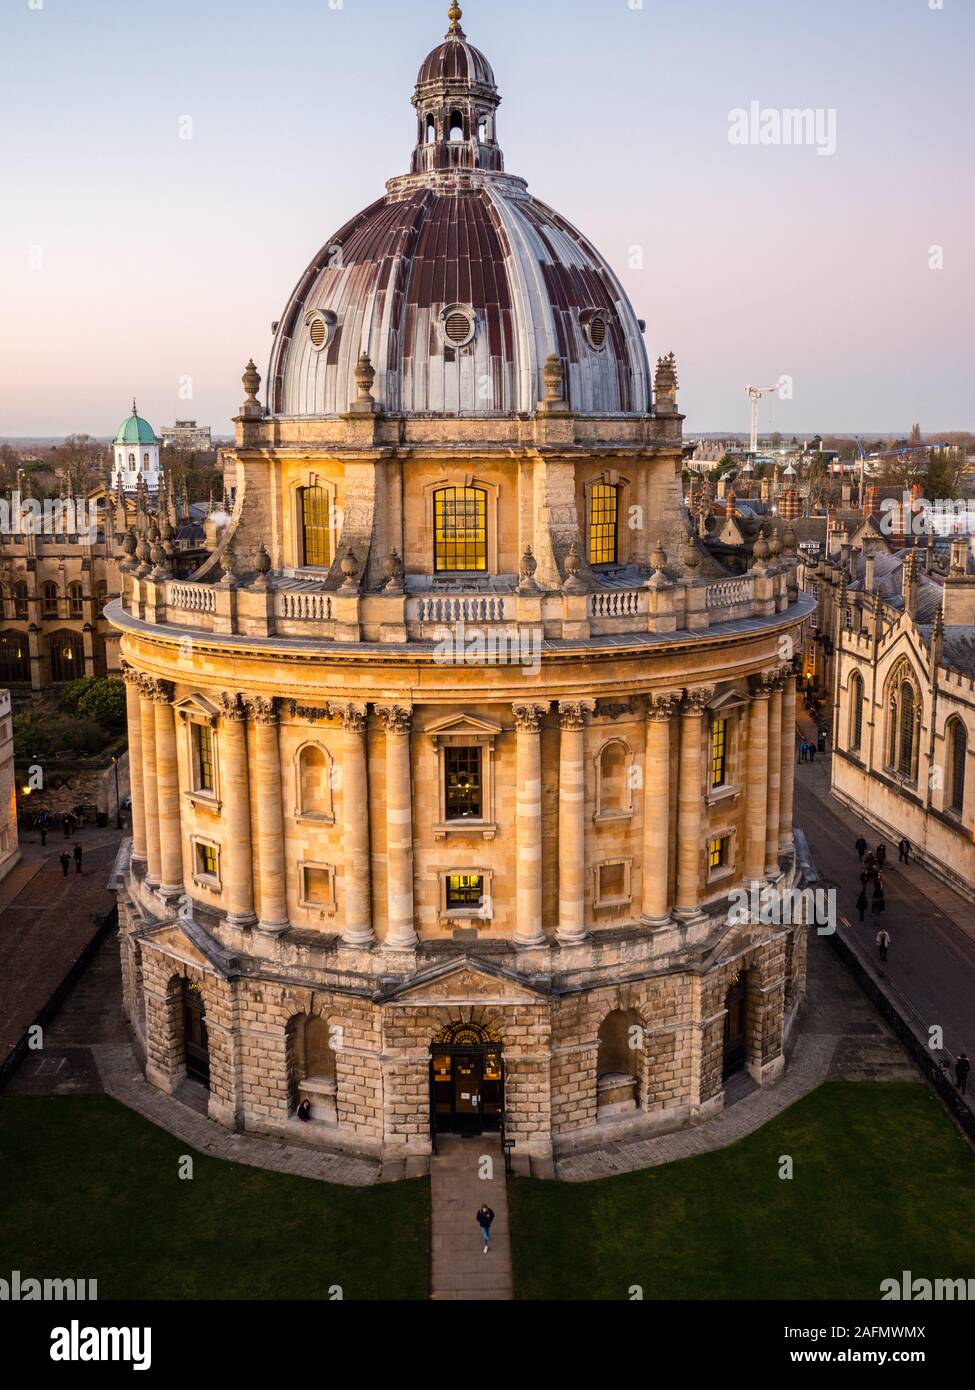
[[441, 304, 477, 350], [581, 309, 608, 352], [305, 309, 336, 352]]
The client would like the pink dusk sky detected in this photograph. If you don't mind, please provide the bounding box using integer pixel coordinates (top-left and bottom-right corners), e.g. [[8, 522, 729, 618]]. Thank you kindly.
[[0, 0, 971, 439]]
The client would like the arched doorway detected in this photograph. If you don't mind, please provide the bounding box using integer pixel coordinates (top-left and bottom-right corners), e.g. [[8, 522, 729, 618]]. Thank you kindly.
[[181, 980, 210, 1088], [723, 972, 747, 1080], [596, 1008, 642, 1116], [430, 1021, 503, 1137]]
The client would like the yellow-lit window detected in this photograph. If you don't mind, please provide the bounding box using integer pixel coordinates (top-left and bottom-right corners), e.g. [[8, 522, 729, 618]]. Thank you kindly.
[[446, 874, 484, 909], [708, 836, 729, 873], [589, 483, 619, 566], [193, 723, 215, 793], [445, 746, 482, 820], [301, 486, 332, 569], [434, 487, 487, 573], [711, 718, 728, 788], [196, 842, 218, 878]]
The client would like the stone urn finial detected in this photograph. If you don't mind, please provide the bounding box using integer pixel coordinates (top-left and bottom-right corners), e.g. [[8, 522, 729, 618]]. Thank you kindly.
[[383, 548, 405, 593], [682, 536, 701, 573], [355, 351, 376, 403], [651, 538, 668, 572], [562, 539, 585, 594], [518, 545, 540, 594], [221, 544, 237, 587], [240, 359, 262, 420], [768, 528, 783, 560], [340, 548, 360, 592], [782, 522, 797, 557], [752, 526, 770, 567], [254, 543, 272, 586], [542, 353, 564, 404]]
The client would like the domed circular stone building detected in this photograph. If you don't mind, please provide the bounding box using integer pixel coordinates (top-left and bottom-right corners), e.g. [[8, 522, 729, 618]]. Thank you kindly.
[[112, 5, 812, 1162]]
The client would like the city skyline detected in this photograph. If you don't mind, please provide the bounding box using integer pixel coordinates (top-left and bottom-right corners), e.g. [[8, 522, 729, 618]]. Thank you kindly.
[[1, 0, 972, 436]]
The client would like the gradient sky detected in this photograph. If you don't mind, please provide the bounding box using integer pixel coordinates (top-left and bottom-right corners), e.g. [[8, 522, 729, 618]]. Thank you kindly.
[[1, 0, 972, 437]]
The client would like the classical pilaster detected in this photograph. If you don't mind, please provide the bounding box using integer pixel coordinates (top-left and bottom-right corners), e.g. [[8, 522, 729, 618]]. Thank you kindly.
[[642, 692, 679, 923], [218, 692, 255, 926], [675, 688, 713, 917], [745, 675, 771, 884], [138, 681, 161, 886], [556, 700, 595, 945], [512, 702, 550, 947], [779, 667, 798, 854], [247, 696, 289, 935], [765, 672, 785, 876], [121, 663, 147, 861], [148, 679, 181, 896], [375, 704, 417, 951], [330, 702, 375, 948]]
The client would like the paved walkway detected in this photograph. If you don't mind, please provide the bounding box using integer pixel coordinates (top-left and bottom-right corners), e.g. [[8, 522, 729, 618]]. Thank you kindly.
[[430, 1135, 513, 1300]]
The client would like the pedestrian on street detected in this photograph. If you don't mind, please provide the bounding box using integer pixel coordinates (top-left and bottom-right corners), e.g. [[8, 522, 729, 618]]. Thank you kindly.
[[872, 883, 886, 919], [62, 813, 71, 839], [476, 1203, 495, 1254], [876, 927, 890, 962], [809, 743, 817, 763], [876, 843, 887, 870], [956, 1054, 971, 1096], [73, 842, 83, 874], [898, 837, 911, 864], [59, 851, 70, 878], [855, 835, 868, 862], [856, 889, 868, 923], [799, 740, 808, 763]]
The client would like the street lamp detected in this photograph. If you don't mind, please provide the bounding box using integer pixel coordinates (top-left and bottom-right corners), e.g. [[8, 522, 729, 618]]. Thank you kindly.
[[112, 755, 123, 830]]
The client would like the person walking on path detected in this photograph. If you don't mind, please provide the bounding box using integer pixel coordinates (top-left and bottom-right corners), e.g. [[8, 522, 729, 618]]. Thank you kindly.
[[476, 1204, 495, 1254], [856, 889, 869, 923], [876, 927, 890, 962], [799, 740, 808, 764], [855, 835, 868, 862], [876, 843, 887, 870], [73, 842, 83, 874], [809, 742, 817, 763], [872, 883, 887, 922], [898, 837, 911, 864], [59, 850, 70, 878], [956, 1053, 971, 1096], [62, 813, 72, 839]]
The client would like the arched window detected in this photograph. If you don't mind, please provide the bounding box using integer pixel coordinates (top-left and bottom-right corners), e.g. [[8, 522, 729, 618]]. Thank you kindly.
[[898, 682, 916, 778], [477, 116, 487, 143], [0, 631, 30, 683], [128, 453, 135, 470], [596, 740, 630, 816], [425, 113, 436, 144], [143, 453, 149, 469], [68, 581, 84, 618], [13, 581, 28, 620], [296, 743, 333, 820], [948, 719, 968, 815], [433, 486, 487, 573], [596, 1008, 643, 1112], [48, 630, 84, 682], [41, 581, 59, 617], [589, 483, 620, 566], [849, 672, 864, 752], [94, 580, 108, 616], [287, 1013, 337, 1121], [300, 485, 332, 569], [448, 110, 465, 141]]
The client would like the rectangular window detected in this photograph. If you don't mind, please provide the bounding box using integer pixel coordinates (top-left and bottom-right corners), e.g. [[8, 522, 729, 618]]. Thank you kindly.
[[708, 835, 730, 873], [589, 484, 619, 566], [446, 874, 485, 910], [445, 746, 483, 820], [196, 842, 218, 878], [598, 862, 627, 901], [301, 486, 332, 569], [193, 723, 215, 793], [710, 718, 728, 788], [303, 866, 334, 908], [434, 487, 487, 574]]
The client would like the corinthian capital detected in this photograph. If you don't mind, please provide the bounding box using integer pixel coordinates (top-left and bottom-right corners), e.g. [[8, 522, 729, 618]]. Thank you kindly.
[[375, 703, 413, 736], [328, 700, 369, 733], [120, 661, 141, 687], [512, 701, 550, 734], [558, 700, 596, 731], [245, 695, 278, 725], [217, 691, 247, 722], [647, 691, 681, 721], [682, 686, 715, 714], [748, 672, 775, 699], [140, 676, 174, 704]]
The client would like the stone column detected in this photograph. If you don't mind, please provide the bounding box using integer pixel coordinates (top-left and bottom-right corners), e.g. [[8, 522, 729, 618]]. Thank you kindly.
[[557, 700, 594, 945], [765, 675, 784, 877], [248, 696, 289, 935], [121, 664, 147, 861], [330, 702, 375, 948], [218, 693, 255, 926], [745, 676, 771, 883], [150, 680, 182, 896], [779, 669, 798, 854], [643, 693, 679, 923], [376, 704, 417, 951], [676, 688, 712, 917], [513, 702, 550, 947], [138, 681, 161, 886]]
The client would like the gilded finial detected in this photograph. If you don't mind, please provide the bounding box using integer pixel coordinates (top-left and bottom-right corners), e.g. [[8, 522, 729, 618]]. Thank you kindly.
[[448, 2, 462, 33]]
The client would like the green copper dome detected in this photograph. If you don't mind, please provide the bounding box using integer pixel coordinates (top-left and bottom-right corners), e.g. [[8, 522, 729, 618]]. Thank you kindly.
[[114, 399, 158, 446]]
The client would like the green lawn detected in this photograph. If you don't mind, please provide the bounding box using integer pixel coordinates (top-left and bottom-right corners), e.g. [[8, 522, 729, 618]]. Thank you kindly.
[[509, 1082, 975, 1300], [0, 1096, 429, 1301]]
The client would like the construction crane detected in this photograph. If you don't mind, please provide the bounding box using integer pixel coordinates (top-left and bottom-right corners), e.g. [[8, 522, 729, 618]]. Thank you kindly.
[[744, 384, 780, 454]]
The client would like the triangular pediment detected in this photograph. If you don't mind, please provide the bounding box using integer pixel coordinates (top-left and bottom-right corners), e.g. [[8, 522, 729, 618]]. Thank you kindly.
[[173, 693, 220, 724], [377, 956, 549, 1004], [426, 713, 504, 743], [708, 685, 749, 714], [138, 917, 235, 977]]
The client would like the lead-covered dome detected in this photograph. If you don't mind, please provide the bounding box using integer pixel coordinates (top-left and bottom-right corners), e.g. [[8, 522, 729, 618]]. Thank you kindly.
[[267, 5, 651, 419]]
